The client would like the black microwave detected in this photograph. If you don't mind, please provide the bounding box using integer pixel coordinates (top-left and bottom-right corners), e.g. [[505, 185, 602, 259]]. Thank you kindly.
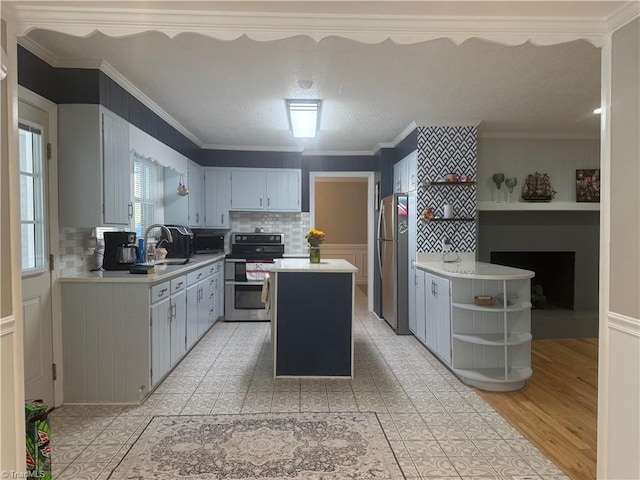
[[191, 228, 229, 254]]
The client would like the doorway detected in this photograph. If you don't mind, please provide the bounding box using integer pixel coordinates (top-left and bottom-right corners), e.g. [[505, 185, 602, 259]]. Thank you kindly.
[[19, 90, 58, 407], [309, 172, 375, 311]]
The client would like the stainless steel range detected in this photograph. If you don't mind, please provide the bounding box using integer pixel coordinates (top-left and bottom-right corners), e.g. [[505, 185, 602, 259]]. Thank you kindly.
[[224, 232, 285, 321]]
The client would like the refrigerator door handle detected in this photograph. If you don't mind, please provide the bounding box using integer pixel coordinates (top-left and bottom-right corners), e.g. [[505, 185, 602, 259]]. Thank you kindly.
[[376, 202, 385, 279]]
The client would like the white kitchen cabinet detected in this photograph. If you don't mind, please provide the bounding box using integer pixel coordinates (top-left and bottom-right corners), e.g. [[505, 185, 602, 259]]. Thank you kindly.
[[230, 168, 301, 212], [393, 150, 417, 193], [169, 277, 187, 365], [151, 282, 171, 387], [204, 168, 231, 228], [188, 160, 204, 227], [231, 169, 265, 210], [266, 170, 301, 211], [414, 269, 427, 343], [58, 104, 131, 227], [413, 269, 452, 365]]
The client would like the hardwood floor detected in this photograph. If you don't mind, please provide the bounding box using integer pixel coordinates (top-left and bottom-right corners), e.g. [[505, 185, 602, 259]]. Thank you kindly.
[[476, 338, 598, 480]]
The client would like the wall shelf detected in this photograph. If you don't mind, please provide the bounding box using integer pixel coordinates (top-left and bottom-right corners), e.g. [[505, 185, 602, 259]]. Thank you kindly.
[[422, 180, 477, 187], [452, 301, 532, 313], [452, 332, 532, 346], [477, 201, 600, 211], [420, 217, 476, 223]]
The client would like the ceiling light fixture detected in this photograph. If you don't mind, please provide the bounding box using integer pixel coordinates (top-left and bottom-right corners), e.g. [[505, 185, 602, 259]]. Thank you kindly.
[[593, 107, 602, 114], [287, 99, 321, 138]]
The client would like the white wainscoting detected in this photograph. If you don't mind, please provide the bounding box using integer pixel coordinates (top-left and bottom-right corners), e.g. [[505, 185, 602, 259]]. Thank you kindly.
[[320, 244, 368, 285]]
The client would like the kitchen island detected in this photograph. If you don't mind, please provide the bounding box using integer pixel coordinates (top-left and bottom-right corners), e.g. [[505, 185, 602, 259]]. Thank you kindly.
[[271, 258, 358, 378]]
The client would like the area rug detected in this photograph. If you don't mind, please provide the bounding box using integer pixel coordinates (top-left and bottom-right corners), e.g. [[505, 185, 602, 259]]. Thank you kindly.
[[108, 412, 404, 480]]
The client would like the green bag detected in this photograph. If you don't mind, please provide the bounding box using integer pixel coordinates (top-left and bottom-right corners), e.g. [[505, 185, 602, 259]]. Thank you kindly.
[[25, 400, 52, 480]]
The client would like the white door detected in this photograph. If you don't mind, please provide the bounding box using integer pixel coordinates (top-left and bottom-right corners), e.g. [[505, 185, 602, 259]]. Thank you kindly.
[[19, 99, 54, 406]]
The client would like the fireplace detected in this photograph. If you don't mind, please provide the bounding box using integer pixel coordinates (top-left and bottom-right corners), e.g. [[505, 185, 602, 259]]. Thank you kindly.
[[490, 251, 575, 310]]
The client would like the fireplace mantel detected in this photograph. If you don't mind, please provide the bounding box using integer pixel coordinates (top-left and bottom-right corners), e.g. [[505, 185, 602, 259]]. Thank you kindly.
[[477, 201, 599, 211]]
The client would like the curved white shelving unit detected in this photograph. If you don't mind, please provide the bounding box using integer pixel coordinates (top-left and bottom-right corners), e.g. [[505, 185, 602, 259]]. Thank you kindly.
[[453, 366, 533, 391], [452, 301, 532, 312], [452, 332, 532, 346], [477, 201, 600, 211]]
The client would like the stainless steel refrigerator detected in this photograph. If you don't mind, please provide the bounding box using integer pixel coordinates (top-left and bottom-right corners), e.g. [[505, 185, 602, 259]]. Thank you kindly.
[[377, 193, 411, 335]]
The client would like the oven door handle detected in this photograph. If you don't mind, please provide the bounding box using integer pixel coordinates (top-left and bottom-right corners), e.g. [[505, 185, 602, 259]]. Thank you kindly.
[[225, 281, 266, 286]]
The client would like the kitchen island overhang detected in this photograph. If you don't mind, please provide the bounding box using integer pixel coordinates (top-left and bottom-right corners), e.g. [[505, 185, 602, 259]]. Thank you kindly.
[[270, 258, 358, 378]]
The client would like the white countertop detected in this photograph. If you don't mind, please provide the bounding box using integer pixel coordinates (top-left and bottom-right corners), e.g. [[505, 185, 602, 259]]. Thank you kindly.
[[415, 260, 534, 280], [58, 253, 226, 284], [273, 258, 358, 273]]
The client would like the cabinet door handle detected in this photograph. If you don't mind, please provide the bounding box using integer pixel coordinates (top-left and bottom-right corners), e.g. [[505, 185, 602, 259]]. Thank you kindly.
[[176, 282, 183, 289], [260, 196, 263, 207], [167, 304, 172, 321], [128, 202, 134, 219], [196, 213, 199, 223], [221, 214, 224, 224], [159, 288, 168, 298], [267, 197, 270, 207], [172, 303, 177, 320]]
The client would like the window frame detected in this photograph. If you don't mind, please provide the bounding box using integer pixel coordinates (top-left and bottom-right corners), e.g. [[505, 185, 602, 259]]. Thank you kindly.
[[130, 151, 164, 238]]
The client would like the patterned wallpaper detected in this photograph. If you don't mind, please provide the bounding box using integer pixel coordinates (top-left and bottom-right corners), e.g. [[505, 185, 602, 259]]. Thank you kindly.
[[416, 126, 477, 253]]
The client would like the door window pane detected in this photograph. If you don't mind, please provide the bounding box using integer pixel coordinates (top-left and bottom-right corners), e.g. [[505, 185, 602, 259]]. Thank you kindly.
[[19, 123, 45, 272]]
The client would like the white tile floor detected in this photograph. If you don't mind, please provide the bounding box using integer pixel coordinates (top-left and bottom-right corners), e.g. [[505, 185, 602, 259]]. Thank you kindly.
[[49, 291, 568, 480]]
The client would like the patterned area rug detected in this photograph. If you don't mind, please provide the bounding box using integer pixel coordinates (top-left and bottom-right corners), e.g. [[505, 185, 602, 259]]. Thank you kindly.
[[108, 412, 404, 480]]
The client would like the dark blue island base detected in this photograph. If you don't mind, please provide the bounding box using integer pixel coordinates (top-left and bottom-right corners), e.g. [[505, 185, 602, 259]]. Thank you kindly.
[[274, 271, 354, 377]]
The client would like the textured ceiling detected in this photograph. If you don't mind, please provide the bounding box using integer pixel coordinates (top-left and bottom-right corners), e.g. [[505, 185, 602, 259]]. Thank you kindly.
[[26, 29, 601, 153]]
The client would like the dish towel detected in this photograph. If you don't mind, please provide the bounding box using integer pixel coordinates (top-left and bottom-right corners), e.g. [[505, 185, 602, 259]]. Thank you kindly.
[[246, 262, 274, 281], [261, 273, 270, 312]]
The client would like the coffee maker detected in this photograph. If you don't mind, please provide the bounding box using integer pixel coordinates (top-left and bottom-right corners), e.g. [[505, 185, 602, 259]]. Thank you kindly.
[[103, 231, 139, 270]]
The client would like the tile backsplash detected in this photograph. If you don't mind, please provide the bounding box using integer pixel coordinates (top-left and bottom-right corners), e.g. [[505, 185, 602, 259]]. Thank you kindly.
[[58, 227, 94, 276], [229, 211, 310, 255]]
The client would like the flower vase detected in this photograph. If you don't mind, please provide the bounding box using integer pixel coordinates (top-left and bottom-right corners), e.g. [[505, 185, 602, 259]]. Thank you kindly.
[[309, 246, 321, 264]]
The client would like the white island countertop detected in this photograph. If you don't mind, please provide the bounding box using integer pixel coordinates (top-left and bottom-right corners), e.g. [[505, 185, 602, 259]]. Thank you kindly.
[[415, 260, 534, 280], [273, 258, 358, 273], [58, 253, 226, 284]]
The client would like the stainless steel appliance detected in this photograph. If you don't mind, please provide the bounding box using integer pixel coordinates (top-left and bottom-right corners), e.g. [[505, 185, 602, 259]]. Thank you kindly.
[[225, 232, 284, 321], [103, 231, 139, 270], [160, 225, 194, 258], [191, 228, 229, 254], [377, 194, 411, 334]]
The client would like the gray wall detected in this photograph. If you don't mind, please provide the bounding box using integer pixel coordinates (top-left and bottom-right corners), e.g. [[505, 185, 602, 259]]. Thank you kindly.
[[610, 18, 640, 319], [478, 211, 600, 312]]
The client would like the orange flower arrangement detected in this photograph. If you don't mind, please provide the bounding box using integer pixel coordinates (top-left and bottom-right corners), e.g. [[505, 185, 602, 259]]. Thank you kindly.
[[305, 228, 325, 247]]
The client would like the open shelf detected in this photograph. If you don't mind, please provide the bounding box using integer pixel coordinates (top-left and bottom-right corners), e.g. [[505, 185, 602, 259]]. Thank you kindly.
[[420, 217, 476, 223], [422, 180, 477, 187], [477, 201, 600, 211], [452, 301, 532, 312], [452, 332, 532, 346]]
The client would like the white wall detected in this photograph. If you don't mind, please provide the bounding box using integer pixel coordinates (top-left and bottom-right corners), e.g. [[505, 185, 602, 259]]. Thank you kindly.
[[598, 17, 640, 480]]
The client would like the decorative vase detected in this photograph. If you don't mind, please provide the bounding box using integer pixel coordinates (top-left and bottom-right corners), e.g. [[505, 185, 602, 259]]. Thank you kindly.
[[309, 246, 321, 263]]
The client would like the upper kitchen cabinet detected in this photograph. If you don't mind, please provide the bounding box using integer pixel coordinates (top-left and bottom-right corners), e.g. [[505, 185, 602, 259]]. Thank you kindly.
[[188, 160, 204, 227], [393, 150, 417, 193], [204, 168, 231, 228], [230, 168, 301, 212], [58, 104, 131, 227]]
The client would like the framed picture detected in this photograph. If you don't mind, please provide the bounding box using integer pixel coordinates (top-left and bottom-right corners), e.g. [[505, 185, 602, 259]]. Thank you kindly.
[[576, 169, 600, 202]]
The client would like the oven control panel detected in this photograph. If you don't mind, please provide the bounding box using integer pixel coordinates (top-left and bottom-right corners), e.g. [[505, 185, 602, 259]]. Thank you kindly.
[[232, 233, 283, 244]]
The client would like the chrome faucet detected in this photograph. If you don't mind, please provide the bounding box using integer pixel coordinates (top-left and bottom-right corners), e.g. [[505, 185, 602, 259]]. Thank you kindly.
[[143, 224, 173, 262]]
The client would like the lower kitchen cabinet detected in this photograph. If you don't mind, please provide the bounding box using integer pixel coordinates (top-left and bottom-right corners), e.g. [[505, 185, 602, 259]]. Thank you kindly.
[[60, 256, 225, 404], [412, 262, 534, 392]]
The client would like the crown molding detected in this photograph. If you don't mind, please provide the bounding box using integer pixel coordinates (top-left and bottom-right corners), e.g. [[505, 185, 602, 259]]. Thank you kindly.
[[4, 3, 613, 47], [17, 35, 59, 66], [607, 1, 640, 33], [478, 131, 600, 140], [202, 144, 304, 153], [302, 149, 377, 157]]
